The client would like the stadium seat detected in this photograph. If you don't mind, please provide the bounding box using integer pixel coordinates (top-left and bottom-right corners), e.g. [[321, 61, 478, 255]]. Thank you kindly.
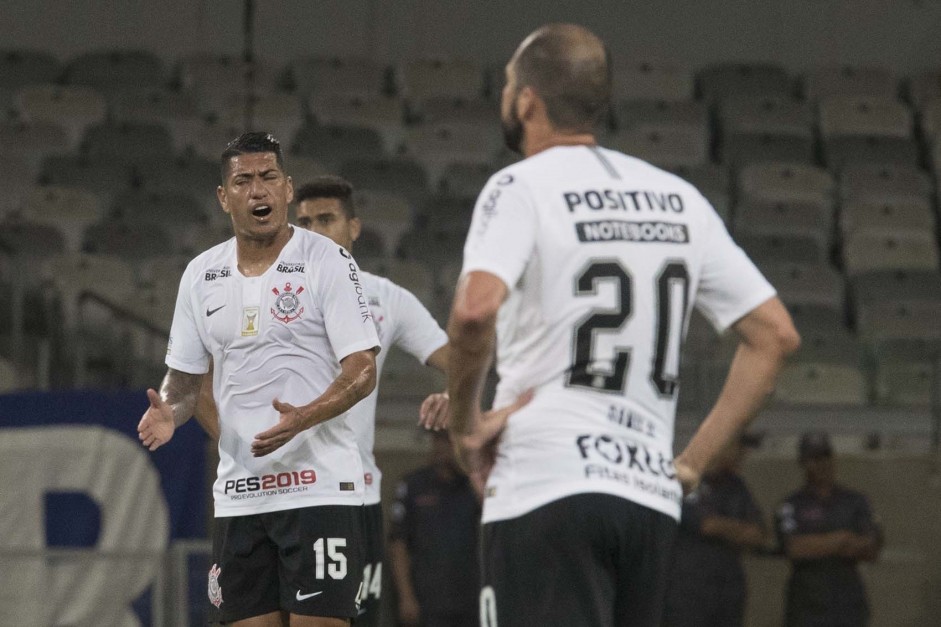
[[339, 157, 430, 206], [720, 132, 815, 171], [874, 359, 939, 407], [0, 214, 67, 261], [737, 233, 826, 268], [411, 95, 498, 125], [81, 122, 176, 164], [439, 161, 495, 197], [219, 93, 306, 149], [697, 63, 793, 102], [0, 356, 18, 392], [774, 362, 868, 406], [0, 154, 40, 217], [761, 263, 844, 312], [0, 120, 71, 173], [717, 95, 814, 138], [822, 136, 920, 171], [735, 203, 831, 252], [383, 259, 436, 307], [737, 162, 835, 207], [857, 300, 941, 342], [607, 127, 708, 169], [109, 189, 209, 237], [292, 123, 387, 169], [610, 60, 694, 102], [838, 162, 932, 204], [918, 98, 941, 144], [283, 155, 329, 187], [818, 96, 913, 139], [110, 88, 203, 153], [82, 220, 173, 260], [416, 194, 475, 236], [42, 253, 137, 314], [787, 302, 848, 336], [135, 155, 220, 218], [353, 188, 415, 249], [793, 327, 865, 366], [842, 230, 939, 275], [64, 50, 165, 92], [178, 54, 282, 116], [397, 227, 466, 268], [399, 58, 484, 101], [39, 155, 134, 206], [0, 50, 60, 89], [839, 199, 935, 237], [670, 163, 731, 222], [13, 84, 107, 148], [309, 94, 405, 152], [137, 254, 190, 295], [185, 119, 249, 161], [908, 69, 941, 111], [290, 56, 389, 99], [377, 346, 445, 402], [616, 98, 706, 130], [851, 269, 941, 308], [403, 122, 502, 185], [803, 65, 898, 100], [21, 186, 104, 253]]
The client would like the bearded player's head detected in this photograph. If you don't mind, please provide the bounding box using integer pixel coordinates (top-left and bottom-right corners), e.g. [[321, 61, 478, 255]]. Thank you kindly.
[[501, 24, 611, 155]]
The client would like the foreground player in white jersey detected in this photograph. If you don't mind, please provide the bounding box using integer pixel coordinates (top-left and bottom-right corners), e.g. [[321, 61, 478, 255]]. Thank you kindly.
[[447, 25, 801, 627], [137, 132, 381, 627], [295, 175, 450, 626]]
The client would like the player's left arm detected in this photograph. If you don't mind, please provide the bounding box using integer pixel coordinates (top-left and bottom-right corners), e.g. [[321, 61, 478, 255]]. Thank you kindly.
[[251, 348, 377, 457], [193, 359, 220, 440]]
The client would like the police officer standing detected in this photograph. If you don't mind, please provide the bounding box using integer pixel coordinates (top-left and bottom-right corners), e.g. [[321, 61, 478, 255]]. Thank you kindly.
[[662, 433, 767, 627], [775, 431, 883, 627]]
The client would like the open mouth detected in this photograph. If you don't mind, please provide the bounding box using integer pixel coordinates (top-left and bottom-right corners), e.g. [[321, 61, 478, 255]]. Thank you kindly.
[[251, 205, 273, 218]]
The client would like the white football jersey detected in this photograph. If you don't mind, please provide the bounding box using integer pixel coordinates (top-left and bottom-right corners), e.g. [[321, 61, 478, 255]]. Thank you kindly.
[[166, 227, 381, 517], [462, 145, 776, 523], [351, 272, 448, 505]]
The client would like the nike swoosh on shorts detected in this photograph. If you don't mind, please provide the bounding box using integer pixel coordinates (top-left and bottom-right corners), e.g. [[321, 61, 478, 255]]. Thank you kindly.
[[296, 590, 323, 601]]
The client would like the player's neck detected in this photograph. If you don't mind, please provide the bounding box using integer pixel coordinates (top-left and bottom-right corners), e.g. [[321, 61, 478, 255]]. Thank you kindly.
[[236, 224, 293, 277], [523, 128, 597, 158]]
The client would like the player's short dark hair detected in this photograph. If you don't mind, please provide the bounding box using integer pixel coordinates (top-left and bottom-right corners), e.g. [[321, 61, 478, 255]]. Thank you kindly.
[[513, 24, 611, 132], [294, 175, 357, 219], [220, 131, 285, 182]]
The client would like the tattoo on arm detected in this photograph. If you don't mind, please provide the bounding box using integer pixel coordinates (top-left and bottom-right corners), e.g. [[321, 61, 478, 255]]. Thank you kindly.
[[160, 368, 203, 427]]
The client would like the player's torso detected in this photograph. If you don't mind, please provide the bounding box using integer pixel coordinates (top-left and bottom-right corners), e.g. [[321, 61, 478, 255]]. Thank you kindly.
[[484, 146, 712, 523]]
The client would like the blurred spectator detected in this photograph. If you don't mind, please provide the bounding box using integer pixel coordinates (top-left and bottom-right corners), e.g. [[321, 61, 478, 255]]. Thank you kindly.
[[775, 431, 883, 627], [388, 430, 480, 627], [662, 433, 767, 627]]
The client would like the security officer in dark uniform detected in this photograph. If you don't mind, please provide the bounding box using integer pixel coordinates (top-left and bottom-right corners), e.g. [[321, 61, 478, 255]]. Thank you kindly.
[[662, 433, 767, 627], [775, 431, 883, 627], [388, 430, 480, 627]]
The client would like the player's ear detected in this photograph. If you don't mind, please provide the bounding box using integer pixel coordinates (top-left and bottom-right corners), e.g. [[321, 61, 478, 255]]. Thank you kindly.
[[517, 85, 537, 121], [285, 175, 294, 204], [350, 217, 362, 243], [216, 185, 230, 214]]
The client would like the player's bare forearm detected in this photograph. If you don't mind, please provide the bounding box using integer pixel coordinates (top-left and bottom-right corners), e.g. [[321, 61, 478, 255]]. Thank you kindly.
[[298, 349, 377, 428], [678, 298, 799, 477], [194, 370, 220, 440], [160, 368, 203, 427]]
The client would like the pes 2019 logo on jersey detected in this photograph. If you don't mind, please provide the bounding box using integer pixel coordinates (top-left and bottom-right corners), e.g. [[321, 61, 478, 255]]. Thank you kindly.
[[271, 282, 305, 323]]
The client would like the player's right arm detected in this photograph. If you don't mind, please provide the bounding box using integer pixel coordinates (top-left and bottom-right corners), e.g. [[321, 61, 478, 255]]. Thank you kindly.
[[137, 368, 202, 451], [194, 361, 220, 440], [675, 297, 799, 492]]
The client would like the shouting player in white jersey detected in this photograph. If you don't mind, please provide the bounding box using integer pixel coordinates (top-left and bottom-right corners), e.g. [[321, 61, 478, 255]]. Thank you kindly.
[[137, 132, 381, 627], [446, 25, 801, 627]]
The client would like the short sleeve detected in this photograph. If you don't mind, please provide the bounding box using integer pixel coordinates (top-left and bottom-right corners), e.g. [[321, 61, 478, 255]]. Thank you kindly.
[[695, 201, 777, 333], [316, 246, 381, 361], [165, 262, 210, 374], [387, 283, 448, 364], [461, 172, 537, 291]]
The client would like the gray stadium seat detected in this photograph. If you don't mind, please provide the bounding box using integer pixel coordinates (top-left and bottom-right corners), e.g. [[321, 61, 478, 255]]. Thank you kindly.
[[416, 194, 475, 236], [14, 84, 107, 148], [135, 156, 220, 218], [292, 123, 387, 169], [178, 54, 282, 116], [610, 61, 694, 102], [842, 230, 939, 276], [607, 127, 708, 169], [399, 58, 484, 101], [110, 189, 208, 229], [110, 88, 203, 153], [309, 94, 405, 152], [698, 63, 793, 102], [65, 50, 165, 92], [874, 359, 939, 407], [353, 189, 415, 250], [717, 95, 814, 138], [857, 300, 941, 342], [21, 186, 104, 253], [339, 158, 430, 206], [219, 93, 305, 150], [839, 199, 935, 237], [384, 259, 436, 307], [39, 155, 134, 205], [735, 203, 831, 253], [439, 161, 495, 197], [0, 215, 67, 259], [774, 362, 868, 406], [283, 155, 329, 187], [803, 65, 898, 100], [721, 132, 815, 170], [0, 154, 40, 217], [615, 99, 708, 136], [761, 263, 844, 313], [851, 269, 941, 308], [818, 96, 913, 139], [403, 122, 502, 185], [737, 162, 835, 207], [0, 50, 60, 89], [397, 227, 465, 267], [738, 233, 826, 268], [0, 120, 71, 173], [377, 346, 445, 402], [290, 56, 389, 99], [918, 98, 941, 145], [82, 221, 173, 260], [670, 163, 731, 222], [81, 122, 176, 164], [822, 136, 920, 171], [411, 96, 498, 125], [838, 163, 932, 204]]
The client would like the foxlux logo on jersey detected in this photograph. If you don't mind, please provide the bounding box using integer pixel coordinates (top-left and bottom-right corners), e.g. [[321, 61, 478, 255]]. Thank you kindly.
[[224, 469, 317, 500], [339, 247, 372, 323], [576, 434, 682, 504]]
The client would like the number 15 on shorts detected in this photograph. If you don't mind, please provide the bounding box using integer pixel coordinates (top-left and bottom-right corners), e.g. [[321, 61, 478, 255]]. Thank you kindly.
[[313, 537, 348, 579]]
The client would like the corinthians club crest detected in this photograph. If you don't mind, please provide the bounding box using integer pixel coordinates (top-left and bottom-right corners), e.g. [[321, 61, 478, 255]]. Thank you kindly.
[[271, 282, 305, 323], [208, 563, 223, 608]]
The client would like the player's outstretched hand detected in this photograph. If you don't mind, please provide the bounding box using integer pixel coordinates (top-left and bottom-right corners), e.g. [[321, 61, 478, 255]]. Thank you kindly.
[[454, 389, 534, 497], [673, 454, 701, 496], [418, 391, 449, 430], [252, 399, 308, 457], [138, 388, 176, 451]]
